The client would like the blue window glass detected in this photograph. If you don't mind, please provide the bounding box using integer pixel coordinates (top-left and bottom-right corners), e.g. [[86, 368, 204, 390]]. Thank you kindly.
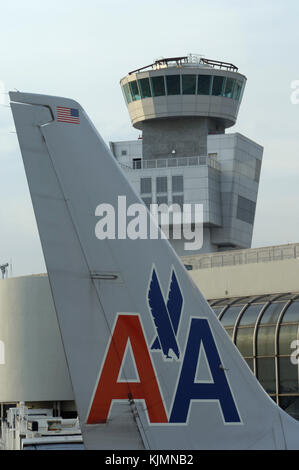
[[224, 78, 235, 98], [197, 75, 211, 95], [220, 305, 243, 327], [123, 83, 132, 104], [278, 324, 298, 355], [239, 303, 265, 326], [138, 78, 152, 99], [281, 301, 299, 323], [166, 75, 181, 95], [129, 80, 141, 101], [236, 327, 254, 356], [212, 76, 225, 96], [150, 76, 165, 97], [233, 80, 243, 101], [182, 75, 196, 95], [257, 325, 276, 356], [260, 302, 285, 324]]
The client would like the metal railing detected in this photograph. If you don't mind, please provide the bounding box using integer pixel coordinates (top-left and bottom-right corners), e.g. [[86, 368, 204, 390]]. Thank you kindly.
[[128, 54, 238, 74], [181, 243, 299, 270], [121, 155, 220, 171]]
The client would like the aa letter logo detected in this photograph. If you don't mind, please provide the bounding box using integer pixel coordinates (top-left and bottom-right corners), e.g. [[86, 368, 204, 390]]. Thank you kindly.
[[87, 267, 241, 425]]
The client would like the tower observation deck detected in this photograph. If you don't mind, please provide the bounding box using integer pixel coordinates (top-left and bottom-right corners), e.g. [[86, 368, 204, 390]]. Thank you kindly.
[[120, 54, 246, 159], [111, 54, 263, 255]]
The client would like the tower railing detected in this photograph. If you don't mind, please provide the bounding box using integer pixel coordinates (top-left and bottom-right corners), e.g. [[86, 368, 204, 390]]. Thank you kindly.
[[120, 155, 221, 171]]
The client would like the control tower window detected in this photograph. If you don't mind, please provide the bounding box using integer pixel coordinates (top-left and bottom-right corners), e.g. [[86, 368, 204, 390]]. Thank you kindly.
[[224, 78, 235, 98], [237, 195, 256, 225], [182, 75, 196, 95], [150, 76, 166, 97], [234, 80, 243, 101], [172, 175, 184, 192], [123, 83, 132, 104], [166, 75, 181, 96], [197, 75, 211, 95], [212, 76, 225, 96], [141, 177, 152, 194], [156, 176, 168, 194], [138, 78, 152, 99], [129, 81, 141, 101]]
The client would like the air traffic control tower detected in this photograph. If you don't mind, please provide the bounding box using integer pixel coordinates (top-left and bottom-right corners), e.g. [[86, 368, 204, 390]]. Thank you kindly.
[[110, 54, 263, 255]]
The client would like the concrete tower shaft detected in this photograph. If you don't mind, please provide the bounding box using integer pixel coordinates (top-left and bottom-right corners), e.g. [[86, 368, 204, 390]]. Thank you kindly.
[[120, 55, 246, 160]]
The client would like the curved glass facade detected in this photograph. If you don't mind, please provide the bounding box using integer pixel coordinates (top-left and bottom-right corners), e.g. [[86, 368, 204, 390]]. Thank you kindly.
[[209, 294, 299, 420], [123, 74, 244, 104]]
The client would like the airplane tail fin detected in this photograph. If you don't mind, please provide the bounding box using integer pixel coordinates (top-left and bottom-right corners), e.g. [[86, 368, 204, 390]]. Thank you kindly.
[[10, 91, 299, 449]]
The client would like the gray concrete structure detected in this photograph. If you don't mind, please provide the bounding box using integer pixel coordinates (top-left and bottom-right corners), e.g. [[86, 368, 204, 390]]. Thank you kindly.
[[120, 55, 246, 160], [111, 55, 263, 255]]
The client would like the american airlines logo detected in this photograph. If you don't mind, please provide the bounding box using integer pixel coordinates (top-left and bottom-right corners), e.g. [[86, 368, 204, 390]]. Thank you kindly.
[[87, 267, 241, 425]]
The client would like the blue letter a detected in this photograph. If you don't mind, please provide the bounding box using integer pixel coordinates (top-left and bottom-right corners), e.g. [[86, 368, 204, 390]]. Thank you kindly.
[[170, 318, 241, 423]]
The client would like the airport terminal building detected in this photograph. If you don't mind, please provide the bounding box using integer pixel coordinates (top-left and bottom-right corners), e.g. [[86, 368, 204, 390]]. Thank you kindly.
[[0, 55, 299, 434]]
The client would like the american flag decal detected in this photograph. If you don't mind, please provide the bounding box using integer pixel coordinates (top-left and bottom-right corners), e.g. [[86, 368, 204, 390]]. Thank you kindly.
[[57, 106, 80, 124]]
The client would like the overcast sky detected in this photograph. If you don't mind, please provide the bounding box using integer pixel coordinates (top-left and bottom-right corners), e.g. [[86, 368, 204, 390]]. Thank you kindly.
[[0, 0, 298, 277]]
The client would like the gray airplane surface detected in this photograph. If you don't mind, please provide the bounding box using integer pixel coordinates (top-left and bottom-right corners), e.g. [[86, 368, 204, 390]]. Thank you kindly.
[[9, 91, 299, 450]]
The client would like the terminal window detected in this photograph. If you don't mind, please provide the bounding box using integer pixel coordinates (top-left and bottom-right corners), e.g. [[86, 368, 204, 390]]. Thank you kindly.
[[212, 295, 299, 419], [140, 177, 152, 194], [156, 176, 168, 194], [172, 175, 184, 193], [237, 195, 256, 225]]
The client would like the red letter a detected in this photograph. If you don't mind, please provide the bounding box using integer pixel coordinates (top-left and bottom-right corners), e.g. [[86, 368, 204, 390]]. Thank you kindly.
[[87, 315, 168, 424]]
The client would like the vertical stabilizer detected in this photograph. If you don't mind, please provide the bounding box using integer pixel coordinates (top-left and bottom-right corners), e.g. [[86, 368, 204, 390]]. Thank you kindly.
[[10, 91, 299, 450]]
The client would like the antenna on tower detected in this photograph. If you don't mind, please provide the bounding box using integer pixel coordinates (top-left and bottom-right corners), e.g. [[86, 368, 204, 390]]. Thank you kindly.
[[0, 263, 9, 280]]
